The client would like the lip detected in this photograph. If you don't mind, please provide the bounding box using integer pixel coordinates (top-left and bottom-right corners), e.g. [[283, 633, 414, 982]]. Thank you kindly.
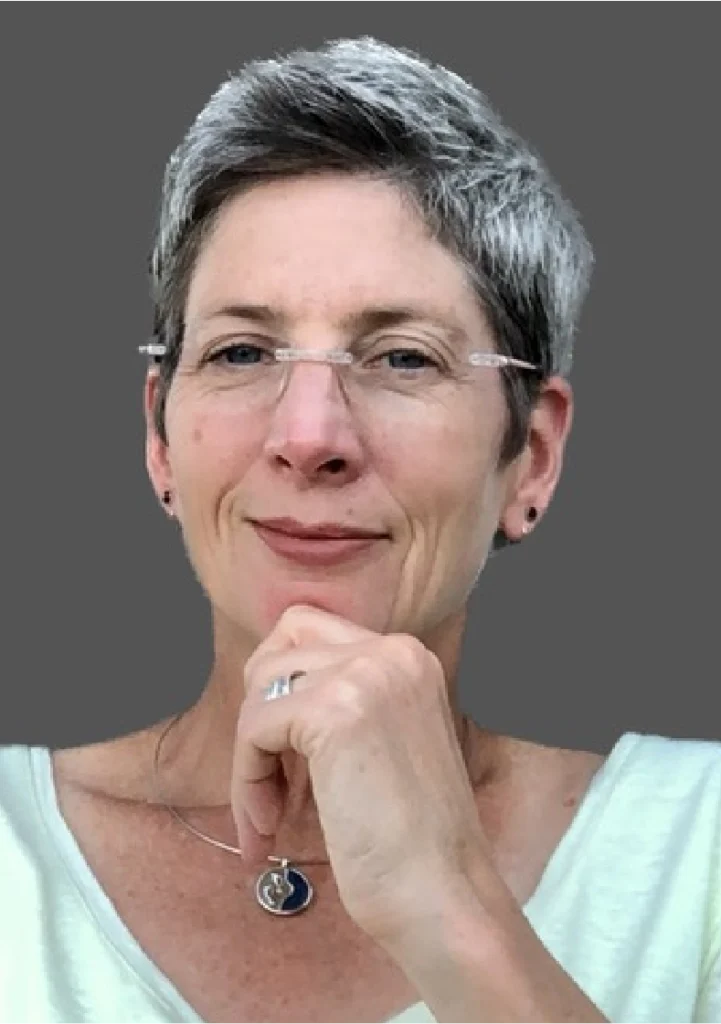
[[251, 520, 387, 567], [251, 517, 387, 540]]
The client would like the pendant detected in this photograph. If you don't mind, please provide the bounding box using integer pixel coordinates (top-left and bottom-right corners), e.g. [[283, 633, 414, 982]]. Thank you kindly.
[[255, 858, 314, 916]]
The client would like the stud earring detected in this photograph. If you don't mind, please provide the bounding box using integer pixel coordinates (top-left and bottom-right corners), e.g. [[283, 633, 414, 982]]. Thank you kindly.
[[522, 506, 539, 536], [161, 490, 174, 517]]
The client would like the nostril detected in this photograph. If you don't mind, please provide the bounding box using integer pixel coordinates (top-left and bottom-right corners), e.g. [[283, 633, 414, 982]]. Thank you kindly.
[[326, 459, 346, 474]]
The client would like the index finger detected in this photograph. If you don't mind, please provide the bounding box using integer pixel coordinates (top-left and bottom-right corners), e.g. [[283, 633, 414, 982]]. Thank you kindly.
[[245, 603, 376, 676]]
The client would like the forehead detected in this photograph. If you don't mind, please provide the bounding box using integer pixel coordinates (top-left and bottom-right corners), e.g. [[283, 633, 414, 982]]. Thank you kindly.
[[184, 174, 489, 342]]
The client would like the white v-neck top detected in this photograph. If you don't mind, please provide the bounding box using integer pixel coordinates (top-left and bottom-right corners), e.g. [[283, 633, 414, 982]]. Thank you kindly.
[[0, 733, 720, 1023]]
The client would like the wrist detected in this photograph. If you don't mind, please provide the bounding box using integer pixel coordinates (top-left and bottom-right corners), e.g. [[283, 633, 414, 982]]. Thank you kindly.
[[375, 861, 519, 974], [384, 899, 526, 1022], [378, 874, 607, 1024]]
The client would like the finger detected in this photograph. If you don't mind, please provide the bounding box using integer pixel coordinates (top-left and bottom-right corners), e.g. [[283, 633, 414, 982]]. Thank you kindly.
[[244, 643, 362, 700], [232, 677, 324, 845], [234, 754, 288, 862], [232, 797, 276, 867], [245, 604, 375, 676], [231, 720, 286, 858]]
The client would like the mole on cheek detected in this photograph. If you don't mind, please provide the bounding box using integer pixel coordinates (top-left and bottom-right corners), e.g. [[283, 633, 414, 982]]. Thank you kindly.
[[192, 427, 203, 444]]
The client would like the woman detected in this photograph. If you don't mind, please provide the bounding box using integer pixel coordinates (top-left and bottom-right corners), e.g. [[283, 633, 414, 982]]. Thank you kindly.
[[0, 35, 719, 1024]]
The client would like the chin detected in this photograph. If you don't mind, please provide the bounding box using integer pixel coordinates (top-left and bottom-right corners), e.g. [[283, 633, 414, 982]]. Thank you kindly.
[[255, 581, 392, 634]]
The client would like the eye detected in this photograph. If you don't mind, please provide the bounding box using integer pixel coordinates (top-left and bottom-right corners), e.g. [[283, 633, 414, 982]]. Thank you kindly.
[[375, 347, 443, 372], [205, 339, 273, 366]]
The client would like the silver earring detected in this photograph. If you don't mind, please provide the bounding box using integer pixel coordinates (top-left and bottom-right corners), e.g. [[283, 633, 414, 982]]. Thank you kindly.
[[522, 506, 539, 535], [161, 490, 174, 517]]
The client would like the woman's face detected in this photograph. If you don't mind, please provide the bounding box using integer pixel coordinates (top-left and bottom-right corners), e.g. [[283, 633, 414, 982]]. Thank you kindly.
[[146, 174, 567, 640]]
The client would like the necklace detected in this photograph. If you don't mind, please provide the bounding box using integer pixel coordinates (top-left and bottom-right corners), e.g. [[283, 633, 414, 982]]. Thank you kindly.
[[152, 712, 328, 916]]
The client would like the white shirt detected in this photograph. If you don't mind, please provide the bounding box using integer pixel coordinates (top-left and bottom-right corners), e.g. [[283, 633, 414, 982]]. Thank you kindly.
[[0, 733, 719, 1022]]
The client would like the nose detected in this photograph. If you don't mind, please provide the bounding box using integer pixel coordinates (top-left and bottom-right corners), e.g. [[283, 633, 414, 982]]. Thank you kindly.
[[262, 360, 366, 486]]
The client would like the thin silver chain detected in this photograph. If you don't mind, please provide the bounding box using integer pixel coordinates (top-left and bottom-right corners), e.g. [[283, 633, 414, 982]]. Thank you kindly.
[[151, 709, 330, 867]]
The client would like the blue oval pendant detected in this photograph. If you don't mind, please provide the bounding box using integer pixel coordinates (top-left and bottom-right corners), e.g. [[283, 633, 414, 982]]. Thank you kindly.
[[255, 861, 314, 916]]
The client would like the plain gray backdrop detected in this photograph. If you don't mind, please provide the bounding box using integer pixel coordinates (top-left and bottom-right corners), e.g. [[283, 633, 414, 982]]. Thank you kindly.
[[0, 6, 718, 753]]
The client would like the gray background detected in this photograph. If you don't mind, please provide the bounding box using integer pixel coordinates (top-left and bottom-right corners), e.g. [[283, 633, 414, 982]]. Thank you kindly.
[[0, 6, 718, 754]]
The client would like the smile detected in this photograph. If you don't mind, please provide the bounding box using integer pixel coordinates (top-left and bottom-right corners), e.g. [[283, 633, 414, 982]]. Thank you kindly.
[[250, 521, 388, 567]]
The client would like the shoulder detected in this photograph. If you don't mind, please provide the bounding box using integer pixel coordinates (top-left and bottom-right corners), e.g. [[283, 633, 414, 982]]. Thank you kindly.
[[576, 732, 721, 886], [574, 731, 721, 827], [52, 723, 165, 802], [608, 731, 721, 799], [0, 743, 36, 814]]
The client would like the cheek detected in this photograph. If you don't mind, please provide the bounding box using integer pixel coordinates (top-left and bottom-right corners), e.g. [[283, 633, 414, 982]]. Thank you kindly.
[[371, 412, 501, 560], [167, 397, 263, 495], [432, 416, 506, 556], [412, 411, 500, 511]]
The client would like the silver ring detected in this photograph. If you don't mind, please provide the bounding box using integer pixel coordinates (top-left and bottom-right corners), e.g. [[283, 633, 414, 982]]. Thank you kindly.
[[263, 671, 305, 702]]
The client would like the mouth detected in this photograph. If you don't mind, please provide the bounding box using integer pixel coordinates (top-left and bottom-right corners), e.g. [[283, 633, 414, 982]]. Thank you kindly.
[[249, 517, 389, 567], [251, 517, 388, 540]]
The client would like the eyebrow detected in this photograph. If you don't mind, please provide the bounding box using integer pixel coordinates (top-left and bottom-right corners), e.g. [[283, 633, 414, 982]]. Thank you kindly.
[[190, 303, 470, 347]]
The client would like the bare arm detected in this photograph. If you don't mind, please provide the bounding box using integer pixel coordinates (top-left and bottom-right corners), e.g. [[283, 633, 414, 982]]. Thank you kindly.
[[381, 870, 609, 1023]]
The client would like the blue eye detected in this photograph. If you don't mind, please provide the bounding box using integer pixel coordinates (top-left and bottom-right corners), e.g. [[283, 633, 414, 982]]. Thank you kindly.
[[207, 343, 268, 365], [381, 349, 439, 371], [203, 341, 445, 377]]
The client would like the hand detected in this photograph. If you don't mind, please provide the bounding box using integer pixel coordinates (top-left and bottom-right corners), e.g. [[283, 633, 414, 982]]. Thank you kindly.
[[231, 604, 498, 944]]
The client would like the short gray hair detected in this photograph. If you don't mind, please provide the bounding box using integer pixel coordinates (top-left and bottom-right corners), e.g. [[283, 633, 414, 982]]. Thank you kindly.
[[148, 36, 594, 470]]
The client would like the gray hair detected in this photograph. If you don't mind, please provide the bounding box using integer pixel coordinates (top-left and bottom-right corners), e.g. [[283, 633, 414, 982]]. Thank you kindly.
[[148, 36, 594, 477]]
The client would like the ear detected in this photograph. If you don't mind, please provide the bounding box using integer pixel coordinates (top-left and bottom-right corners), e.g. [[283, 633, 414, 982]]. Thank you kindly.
[[143, 369, 174, 506], [499, 376, 573, 541]]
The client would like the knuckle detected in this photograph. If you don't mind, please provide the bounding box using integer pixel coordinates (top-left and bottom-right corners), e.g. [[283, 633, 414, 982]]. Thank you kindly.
[[388, 634, 445, 693], [332, 677, 367, 717], [279, 602, 319, 627], [279, 603, 304, 625], [389, 632, 428, 669], [349, 651, 380, 677], [273, 606, 299, 635]]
